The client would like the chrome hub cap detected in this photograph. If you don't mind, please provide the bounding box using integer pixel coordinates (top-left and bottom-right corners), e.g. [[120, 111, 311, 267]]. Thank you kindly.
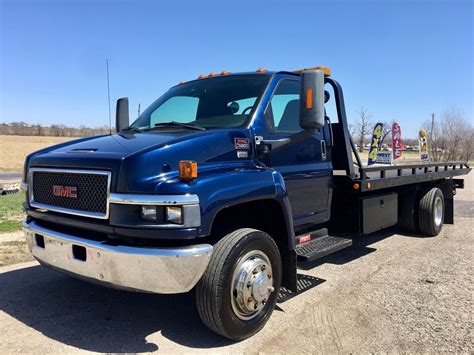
[[434, 196, 443, 226], [231, 250, 274, 320]]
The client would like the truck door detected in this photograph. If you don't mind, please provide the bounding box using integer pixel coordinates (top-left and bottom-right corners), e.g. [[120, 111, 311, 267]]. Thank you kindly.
[[263, 79, 332, 226]]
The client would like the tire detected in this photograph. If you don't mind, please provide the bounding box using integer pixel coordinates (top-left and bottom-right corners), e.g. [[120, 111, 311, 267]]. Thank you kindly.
[[418, 187, 444, 236], [196, 228, 282, 340], [399, 191, 418, 233]]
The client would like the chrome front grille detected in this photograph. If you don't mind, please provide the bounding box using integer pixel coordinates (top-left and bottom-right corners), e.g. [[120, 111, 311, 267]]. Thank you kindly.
[[29, 168, 111, 219]]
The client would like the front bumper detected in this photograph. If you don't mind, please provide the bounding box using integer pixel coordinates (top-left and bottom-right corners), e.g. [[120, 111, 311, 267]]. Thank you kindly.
[[23, 220, 213, 294]]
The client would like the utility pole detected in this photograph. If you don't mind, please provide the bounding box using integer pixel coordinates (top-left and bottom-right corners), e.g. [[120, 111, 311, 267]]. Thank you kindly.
[[430, 113, 436, 161]]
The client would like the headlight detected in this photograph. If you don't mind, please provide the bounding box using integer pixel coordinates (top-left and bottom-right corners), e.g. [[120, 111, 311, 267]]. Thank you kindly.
[[166, 206, 182, 224], [141, 206, 157, 221]]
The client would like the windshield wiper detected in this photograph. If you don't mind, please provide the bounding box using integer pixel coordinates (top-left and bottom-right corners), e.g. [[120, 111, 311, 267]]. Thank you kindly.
[[120, 126, 143, 133], [153, 121, 206, 131]]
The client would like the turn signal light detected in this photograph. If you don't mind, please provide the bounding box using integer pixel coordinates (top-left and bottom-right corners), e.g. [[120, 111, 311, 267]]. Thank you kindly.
[[179, 160, 198, 181]]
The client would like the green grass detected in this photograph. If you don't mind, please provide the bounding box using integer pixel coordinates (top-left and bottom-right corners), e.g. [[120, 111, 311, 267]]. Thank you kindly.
[[0, 192, 25, 233]]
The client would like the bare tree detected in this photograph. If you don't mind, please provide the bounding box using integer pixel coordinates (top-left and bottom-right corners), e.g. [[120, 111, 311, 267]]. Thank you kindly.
[[379, 121, 394, 149], [462, 125, 474, 162], [354, 107, 372, 152], [422, 107, 472, 162]]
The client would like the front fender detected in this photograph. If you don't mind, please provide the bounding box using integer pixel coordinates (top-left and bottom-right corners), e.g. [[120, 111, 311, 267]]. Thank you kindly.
[[196, 168, 295, 249]]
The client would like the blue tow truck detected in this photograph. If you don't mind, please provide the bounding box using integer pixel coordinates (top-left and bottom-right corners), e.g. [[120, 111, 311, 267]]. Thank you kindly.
[[21, 67, 470, 339]]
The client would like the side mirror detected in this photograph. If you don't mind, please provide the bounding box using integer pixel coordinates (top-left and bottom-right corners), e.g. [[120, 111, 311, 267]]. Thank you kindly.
[[299, 70, 325, 130], [115, 97, 129, 133]]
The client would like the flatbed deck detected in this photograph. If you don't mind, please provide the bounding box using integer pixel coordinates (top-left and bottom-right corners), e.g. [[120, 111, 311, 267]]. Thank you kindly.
[[354, 161, 471, 192]]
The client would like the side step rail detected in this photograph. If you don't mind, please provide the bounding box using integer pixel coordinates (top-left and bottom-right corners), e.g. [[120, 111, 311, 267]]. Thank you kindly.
[[295, 233, 352, 262]]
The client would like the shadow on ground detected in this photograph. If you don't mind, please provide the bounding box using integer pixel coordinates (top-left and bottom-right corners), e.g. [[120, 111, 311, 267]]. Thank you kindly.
[[0, 265, 235, 352], [0, 226, 435, 352]]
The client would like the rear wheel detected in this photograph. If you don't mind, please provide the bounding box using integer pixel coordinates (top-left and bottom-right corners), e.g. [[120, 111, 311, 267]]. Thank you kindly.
[[418, 187, 444, 236], [196, 228, 282, 340]]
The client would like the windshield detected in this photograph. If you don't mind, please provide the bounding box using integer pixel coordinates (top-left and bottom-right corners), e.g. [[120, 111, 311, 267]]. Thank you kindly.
[[130, 74, 271, 130]]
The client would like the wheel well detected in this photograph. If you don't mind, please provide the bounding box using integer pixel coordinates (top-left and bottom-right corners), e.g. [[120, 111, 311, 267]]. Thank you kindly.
[[210, 199, 289, 249], [210, 198, 297, 291]]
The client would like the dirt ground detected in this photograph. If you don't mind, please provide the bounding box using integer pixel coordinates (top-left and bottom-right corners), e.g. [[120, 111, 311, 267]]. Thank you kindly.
[[0, 172, 472, 353], [0, 135, 74, 171]]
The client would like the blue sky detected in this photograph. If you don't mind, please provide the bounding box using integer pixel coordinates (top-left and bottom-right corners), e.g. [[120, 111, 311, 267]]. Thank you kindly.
[[0, 0, 472, 137]]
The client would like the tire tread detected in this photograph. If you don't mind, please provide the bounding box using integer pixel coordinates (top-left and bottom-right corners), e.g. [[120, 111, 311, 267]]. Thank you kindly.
[[196, 228, 262, 338]]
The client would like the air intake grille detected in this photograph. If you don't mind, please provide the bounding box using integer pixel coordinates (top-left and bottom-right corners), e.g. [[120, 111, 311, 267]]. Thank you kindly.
[[31, 169, 110, 218]]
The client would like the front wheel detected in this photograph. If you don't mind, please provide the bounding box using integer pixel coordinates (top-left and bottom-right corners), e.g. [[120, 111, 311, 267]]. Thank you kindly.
[[196, 228, 282, 340]]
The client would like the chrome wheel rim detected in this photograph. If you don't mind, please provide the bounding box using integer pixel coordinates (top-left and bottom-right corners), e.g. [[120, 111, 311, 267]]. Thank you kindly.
[[231, 250, 274, 321], [434, 196, 443, 227]]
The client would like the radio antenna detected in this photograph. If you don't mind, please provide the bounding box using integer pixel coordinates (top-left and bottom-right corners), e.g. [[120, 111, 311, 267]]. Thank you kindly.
[[106, 59, 112, 134]]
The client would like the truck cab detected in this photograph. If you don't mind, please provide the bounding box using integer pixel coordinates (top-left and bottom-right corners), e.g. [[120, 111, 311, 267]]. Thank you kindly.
[[22, 67, 470, 340]]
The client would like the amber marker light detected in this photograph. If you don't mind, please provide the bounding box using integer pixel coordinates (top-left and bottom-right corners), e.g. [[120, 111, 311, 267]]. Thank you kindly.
[[198, 74, 207, 79], [179, 161, 198, 181], [306, 87, 313, 109], [256, 67, 267, 72], [293, 66, 331, 76], [208, 72, 217, 77], [367, 182, 372, 189], [220, 70, 231, 75], [353, 183, 360, 190]]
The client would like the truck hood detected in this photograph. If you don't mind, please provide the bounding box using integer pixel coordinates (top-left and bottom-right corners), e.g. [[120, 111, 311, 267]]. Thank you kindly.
[[28, 129, 254, 193]]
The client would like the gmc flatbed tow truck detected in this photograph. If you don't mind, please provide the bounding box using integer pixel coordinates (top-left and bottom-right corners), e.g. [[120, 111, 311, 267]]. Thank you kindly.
[[21, 67, 470, 340]]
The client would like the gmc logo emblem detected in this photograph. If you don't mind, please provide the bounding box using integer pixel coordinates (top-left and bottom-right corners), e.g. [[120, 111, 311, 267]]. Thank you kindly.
[[52, 185, 77, 198]]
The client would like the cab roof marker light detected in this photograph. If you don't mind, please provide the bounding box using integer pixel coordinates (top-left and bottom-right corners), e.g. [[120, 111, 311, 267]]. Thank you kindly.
[[256, 67, 267, 73], [198, 74, 207, 79], [293, 66, 331, 76], [208, 72, 217, 77], [220, 70, 231, 75]]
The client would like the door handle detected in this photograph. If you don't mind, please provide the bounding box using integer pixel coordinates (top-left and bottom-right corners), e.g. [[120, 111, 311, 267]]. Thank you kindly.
[[321, 140, 327, 160]]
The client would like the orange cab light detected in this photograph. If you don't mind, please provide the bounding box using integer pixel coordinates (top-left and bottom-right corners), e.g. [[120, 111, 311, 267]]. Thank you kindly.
[[220, 70, 231, 75], [293, 66, 331, 76], [367, 182, 372, 189], [178, 80, 186, 85], [306, 88, 313, 109], [256, 67, 267, 73], [198, 74, 207, 79], [178, 161, 198, 181], [208, 72, 217, 77], [353, 183, 360, 190]]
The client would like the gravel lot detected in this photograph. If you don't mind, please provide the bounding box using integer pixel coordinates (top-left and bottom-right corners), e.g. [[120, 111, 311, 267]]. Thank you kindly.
[[0, 172, 472, 353]]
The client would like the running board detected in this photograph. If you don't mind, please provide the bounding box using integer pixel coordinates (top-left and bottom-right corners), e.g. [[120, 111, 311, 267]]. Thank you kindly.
[[295, 235, 352, 262]]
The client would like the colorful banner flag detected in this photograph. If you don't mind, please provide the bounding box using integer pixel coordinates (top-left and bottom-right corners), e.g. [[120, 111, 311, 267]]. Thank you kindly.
[[368, 122, 384, 166], [418, 128, 430, 162], [392, 122, 402, 160]]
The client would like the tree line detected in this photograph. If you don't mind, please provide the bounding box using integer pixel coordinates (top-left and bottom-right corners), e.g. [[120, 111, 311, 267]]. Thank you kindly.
[[351, 106, 473, 162], [0, 122, 111, 137]]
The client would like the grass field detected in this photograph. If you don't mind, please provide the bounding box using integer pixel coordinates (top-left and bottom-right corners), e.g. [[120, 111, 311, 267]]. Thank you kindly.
[[0, 135, 74, 171], [0, 192, 24, 233]]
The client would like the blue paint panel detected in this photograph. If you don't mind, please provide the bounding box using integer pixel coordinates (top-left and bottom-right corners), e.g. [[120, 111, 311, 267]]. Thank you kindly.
[[27, 73, 331, 250]]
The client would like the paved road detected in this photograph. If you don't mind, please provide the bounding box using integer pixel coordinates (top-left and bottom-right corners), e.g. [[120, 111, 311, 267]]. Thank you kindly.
[[0, 172, 22, 183], [0, 173, 472, 353]]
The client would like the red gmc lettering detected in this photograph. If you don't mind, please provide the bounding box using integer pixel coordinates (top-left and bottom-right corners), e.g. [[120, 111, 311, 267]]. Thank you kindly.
[[52, 185, 77, 198]]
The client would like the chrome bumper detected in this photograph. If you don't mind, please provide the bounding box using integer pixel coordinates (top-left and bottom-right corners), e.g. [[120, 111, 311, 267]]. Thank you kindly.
[[23, 220, 213, 294]]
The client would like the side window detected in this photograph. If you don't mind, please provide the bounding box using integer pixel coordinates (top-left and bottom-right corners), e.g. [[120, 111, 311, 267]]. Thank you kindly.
[[150, 96, 199, 126], [266, 80, 301, 133]]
